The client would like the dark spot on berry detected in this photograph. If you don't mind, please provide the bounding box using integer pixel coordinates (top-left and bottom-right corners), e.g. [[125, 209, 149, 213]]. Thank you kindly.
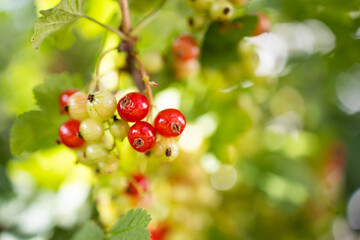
[[95, 168, 100, 173], [77, 131, 83, 139], [87, 93, 95, 102], [83, 152, 86, 158], [171, 122, 181, 134], [188, 18, 194, 26], [75, 160, 79, 164], [120, 96, 131, 108], [165, 147, 172, 157], [113, 115, 119, 121], [176, 50, 185, 57], [145, 151, 151, 157], [223, 7, 230, 14], [134, 138, 145, 148], [64, 105, 69, 112], [56, 138, 61, 144]]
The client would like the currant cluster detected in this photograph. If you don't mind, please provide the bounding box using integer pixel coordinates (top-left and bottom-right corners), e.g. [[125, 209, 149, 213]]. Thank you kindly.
[[186, 0, 247, 31], [58, 89, 186, 172], [172, 34, 200, 79]]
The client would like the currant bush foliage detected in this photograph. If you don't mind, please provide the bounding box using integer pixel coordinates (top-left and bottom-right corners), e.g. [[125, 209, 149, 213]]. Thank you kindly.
[[10, 74, 83, 155], [32, 0, 86, 50], [70, 209, 151, 240]]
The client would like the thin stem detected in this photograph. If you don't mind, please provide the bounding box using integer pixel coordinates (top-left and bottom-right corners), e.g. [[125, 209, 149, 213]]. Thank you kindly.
[[134, 55, 154, 112], [130, 0, 167, 36], [94, 47, 118, 91], [80, 14, 129, 40], [118, 0, 131, 34]]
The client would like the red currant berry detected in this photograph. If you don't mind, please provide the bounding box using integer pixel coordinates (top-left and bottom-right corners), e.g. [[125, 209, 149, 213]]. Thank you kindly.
[[127, 121, 156, 152], [126, 173, 149, 196], [150, 225, 169, 240], [253, 13, 271, 36], [59, 89, 77, 114], [117, 92, 150, 122], [172, 34, 200, 61], [58, 120, 85, 148], [154, 109, 186, 137]]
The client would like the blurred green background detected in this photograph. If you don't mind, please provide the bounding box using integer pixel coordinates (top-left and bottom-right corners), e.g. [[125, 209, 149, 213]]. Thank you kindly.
[[1, 0, 360, 239]]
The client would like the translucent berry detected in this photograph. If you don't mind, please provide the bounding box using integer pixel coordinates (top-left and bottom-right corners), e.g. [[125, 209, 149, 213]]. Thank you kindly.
[[172, 35, 200, 61], [141, 51, 164, 74], [153, 137, 179, 162], [85, 143, 110, 163], [173, 58, 200, 79], [80, 118, 104, 142], [110, 117, 130, 140], [117, 92, 150, 122], [58, 119, 85, 148], [253, 13, 271, 36], [126, 173, 149, 196], [86, 91, 117, 121], [210, 1, 234, 21], [128, 121, 156, 152], [154, 109, 186, 137], [59, 89, 77, 114], [68, 92, 89, 120]]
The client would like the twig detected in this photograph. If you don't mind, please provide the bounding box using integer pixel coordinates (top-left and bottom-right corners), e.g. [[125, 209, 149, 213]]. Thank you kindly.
[[118, 0, 131, 33], [130, 0, 167, 36], [80, 14, 129, 40], [133, 55, 154, 112]]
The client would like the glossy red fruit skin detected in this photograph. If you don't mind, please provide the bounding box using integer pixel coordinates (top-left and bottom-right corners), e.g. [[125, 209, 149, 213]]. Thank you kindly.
[[127, 121, 156, 152], [58, 120, 85, 148], [154, 109, 186, 137], [117, 92, 150, 122], [126, 173, 149, 196], [172, 34, 200, 61], [253, 13, 271, 36], [59, 89, 77, 114]]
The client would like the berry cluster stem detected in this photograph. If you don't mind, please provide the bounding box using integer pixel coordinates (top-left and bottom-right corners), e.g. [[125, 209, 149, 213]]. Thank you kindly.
[[118, 0, 155, 111]]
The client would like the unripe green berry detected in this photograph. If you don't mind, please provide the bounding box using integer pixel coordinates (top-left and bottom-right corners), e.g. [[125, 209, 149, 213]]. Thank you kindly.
[[153, 137, 179, 162], [85, 143, 110, 163], [141, 51, 164, 74], [86, 91, 117, 121], [210, 1, 234, 21], [188, 14, 207, 32], [68, 92, 89, 120], [80, 118, 104, 142], [110, 118, 130, 140]]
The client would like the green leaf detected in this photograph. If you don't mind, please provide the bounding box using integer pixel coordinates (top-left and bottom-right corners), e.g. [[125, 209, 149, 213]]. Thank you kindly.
[[31, 0, 86, 50], [108, 209, 151, 240], [71, 221, 104, 240], [33, 74, 83, 114], [10, 74, 84, 156], [201, 15, 258, 68], [10, 111, 65, 156]]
